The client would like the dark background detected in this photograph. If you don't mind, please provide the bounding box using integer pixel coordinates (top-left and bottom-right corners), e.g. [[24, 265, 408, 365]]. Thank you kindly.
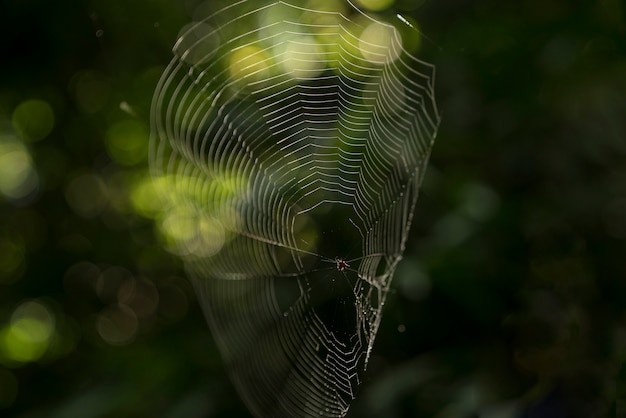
[[0, 0, 625, 417]]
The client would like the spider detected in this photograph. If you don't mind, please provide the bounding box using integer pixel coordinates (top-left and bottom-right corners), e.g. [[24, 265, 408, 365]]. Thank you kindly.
[[335, 258, 350, 272]]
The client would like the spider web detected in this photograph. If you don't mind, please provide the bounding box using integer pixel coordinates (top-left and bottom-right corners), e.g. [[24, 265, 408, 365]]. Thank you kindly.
[[150, 1, 439, 416]]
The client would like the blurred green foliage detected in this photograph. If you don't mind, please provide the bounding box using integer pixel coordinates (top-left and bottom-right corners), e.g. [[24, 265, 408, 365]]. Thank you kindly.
[[0, 0, 624, 417]]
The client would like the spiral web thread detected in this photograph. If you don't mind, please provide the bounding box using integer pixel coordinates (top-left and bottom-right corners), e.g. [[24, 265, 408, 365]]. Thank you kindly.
[[150, 1, 439, 416]]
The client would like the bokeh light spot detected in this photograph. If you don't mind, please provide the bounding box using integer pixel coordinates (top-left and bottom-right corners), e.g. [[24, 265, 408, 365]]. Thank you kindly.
[[195, 216, 226, 257], [12, 99, 55, 142], [281, 36, 326, 78], [72, 70, 111, 114], [0, 235, 25, 284], [229, 45, 271, 83], [304, 0, 346, 14], [0, 301, 55, 364], [11, 302, 55, 343], [119, 277, 159, 318], [432, 213, 475, 248], [159, 206, 226, 257], [359, 22, 401, 64], [161, 208, 198, 249], [0, 136, 39, 200], [459, 182, 500, 222], [356, 0, 395, 12], [65, 174, 109, 218], [96, 266, 134, 303], [130, 176, 163, 219], [395, 260, 431, 302], [105, 120, 149, 166], [96, 305, 138, 346]]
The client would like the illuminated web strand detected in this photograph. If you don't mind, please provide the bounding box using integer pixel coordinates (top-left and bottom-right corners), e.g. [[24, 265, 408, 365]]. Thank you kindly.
[[150, 1, 439, 417]]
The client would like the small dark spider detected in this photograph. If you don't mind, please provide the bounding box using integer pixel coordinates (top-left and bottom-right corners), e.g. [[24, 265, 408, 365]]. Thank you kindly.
[[335, 258, 349, 272]]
